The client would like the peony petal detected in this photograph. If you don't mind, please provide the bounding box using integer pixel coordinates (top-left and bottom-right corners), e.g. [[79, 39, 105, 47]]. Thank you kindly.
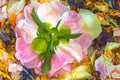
[[47, 42, 84, 76], [61, 10, 82, 33], [15, 38, 39, 68], [79, 9, 102, 39], [95, 54, 114, 76], [16, 19, 38, 43], [24, 2, 40, 24], [74, 30, 92, 52], [49, 48, 74, 76], [37, 1, 69, 27], [60, 41, 84, 62]]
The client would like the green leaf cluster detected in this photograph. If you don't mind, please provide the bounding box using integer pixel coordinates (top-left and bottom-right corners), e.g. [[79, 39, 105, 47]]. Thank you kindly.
[[30, 8, 81, 74]]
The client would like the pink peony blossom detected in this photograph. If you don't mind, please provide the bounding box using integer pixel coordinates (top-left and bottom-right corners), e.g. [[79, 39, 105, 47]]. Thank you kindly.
[[15, 1, 92, 76]]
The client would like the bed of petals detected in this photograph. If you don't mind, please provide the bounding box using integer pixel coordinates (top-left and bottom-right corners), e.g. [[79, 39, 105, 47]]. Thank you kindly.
[[0, 0, 120, 80]]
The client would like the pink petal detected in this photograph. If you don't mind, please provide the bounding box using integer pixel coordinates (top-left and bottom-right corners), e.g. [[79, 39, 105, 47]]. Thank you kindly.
[[48, 49, 73, 76], [15, 38, 39, 68], [48, 42, 84, 76], [61, 11, 92, 53], [16, 19, 38, 43], [37, 1, 68, 27], [24, 2, 40, 24], [60, 41, 84, 61], [74, 30, 92, 52], [22, 57, 39, 68], [61, 11, 82, 33], [16, 13, 24, 25]]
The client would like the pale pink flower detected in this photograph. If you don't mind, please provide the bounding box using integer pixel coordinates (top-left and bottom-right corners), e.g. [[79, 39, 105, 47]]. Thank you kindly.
[[15, 1, 92, 76]]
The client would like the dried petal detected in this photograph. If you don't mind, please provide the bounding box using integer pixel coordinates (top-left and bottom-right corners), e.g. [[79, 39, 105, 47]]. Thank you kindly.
[[95, 54, 114, 76]]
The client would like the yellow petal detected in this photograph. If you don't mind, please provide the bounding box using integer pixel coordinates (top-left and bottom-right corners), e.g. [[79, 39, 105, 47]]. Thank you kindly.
[[0, 71, 12, 80]]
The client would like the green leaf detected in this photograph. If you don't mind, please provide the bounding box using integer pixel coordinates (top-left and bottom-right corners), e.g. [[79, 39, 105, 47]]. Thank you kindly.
[[42, 56, 51, 74], [39, 53, 45, 61], [42, 50, 53, 74], [56, 19, 61, 28], [58, 25, 71, 36], [31, 37, 48, 54], [31, 8, 48, 32], [58, 33, 81, 39]]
